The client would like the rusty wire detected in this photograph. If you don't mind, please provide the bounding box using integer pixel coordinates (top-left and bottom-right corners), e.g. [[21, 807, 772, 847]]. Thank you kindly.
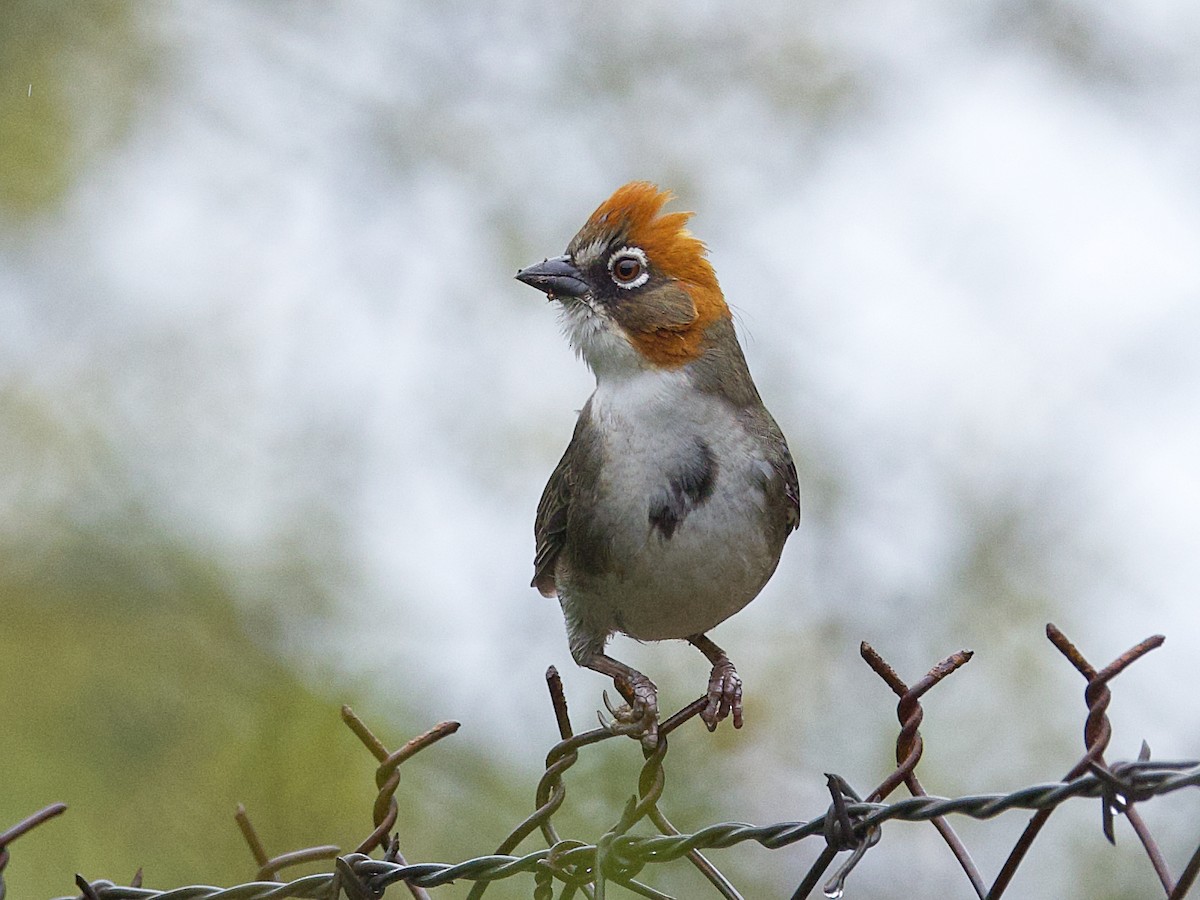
[[46, 764, 1200, 899], [987, 625, 1179, 899], [235, 803, 340, 882], [4, 625, 1195, 900], [0, 803, 68, 900]]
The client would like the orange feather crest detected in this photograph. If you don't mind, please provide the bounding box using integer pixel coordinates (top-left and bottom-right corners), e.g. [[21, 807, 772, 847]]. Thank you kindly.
[[583, 183, 730, 366], [586, 182, 722, 299]]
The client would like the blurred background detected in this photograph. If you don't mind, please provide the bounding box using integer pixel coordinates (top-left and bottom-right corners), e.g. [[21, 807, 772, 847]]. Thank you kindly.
[[2, 1, 1198, 897]]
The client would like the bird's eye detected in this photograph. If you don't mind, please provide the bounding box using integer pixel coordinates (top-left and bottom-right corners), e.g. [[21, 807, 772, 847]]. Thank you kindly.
[[608, 246, 650, 289], [614, 257, 641, 281]]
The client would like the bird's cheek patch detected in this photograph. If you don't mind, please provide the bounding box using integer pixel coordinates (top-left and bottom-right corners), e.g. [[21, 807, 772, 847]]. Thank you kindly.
[[611, 284, 703, 367], [612, 284, 697, 333]]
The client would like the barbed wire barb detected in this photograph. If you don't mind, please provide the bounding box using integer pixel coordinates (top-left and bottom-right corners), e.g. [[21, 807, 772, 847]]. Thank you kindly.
[[862, 642, 984, 896], [9, 627, 1199, 900], [987, 624, 1171, 899], [235, 802, 340, 881], [0, 803, 68, 900], [793, 644, 979, 899], [340, 706, 459, 899]]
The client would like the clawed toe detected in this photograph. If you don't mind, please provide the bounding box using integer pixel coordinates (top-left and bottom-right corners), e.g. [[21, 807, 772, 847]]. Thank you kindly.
[[701, 661, 743, 731], [579, 654, 663, 747], [602, 675, 660, 746]]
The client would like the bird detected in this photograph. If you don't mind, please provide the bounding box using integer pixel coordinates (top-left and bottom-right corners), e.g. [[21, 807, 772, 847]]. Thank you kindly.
[[516, 182, 799, 744]]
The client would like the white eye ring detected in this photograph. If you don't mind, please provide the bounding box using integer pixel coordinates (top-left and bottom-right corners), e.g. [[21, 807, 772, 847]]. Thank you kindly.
[[607, 246, 650, 290]]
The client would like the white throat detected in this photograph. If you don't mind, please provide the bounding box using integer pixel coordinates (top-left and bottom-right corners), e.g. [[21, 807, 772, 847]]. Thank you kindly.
[[558, 298, 647, 381], [589, 365, 697, 430]]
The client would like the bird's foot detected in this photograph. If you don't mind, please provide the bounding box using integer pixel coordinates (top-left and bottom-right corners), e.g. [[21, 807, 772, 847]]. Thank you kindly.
[[601, 673, 660, 748], [701, 657, 743, 731]]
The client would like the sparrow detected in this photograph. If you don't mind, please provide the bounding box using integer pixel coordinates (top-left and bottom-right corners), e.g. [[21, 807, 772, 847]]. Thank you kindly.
[[516, 182, 799, 743]]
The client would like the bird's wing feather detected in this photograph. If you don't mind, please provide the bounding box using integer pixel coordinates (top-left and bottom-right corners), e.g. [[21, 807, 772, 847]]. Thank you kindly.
[[746, 404, 801, 532], [532, 398, 595, 597], [774, 443, 801, 530]]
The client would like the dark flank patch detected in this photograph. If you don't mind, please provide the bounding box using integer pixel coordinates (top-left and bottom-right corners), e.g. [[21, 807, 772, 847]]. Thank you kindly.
[[648, 439, 717, 539]]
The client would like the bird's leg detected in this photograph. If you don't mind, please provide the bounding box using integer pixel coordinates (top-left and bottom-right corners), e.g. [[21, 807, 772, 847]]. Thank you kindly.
[[582, 652, 659, 745], [687, 633, 743, 731]]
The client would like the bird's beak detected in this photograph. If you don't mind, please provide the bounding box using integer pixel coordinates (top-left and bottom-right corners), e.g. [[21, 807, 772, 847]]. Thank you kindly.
[[515, 255, 589, 299]]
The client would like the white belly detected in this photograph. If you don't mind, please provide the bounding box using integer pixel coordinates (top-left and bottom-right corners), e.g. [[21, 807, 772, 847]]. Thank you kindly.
[[565, 499, 778, 641], [557, 369, 782, 652]]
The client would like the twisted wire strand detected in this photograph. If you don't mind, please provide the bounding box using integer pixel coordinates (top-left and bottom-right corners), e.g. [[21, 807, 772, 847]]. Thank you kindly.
[[11, 628, 1194, 900], [57, 762, 1200, 900]]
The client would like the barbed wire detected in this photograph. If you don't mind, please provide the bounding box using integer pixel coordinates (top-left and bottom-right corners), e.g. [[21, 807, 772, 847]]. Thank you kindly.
[[3, 623, 1198, 900]]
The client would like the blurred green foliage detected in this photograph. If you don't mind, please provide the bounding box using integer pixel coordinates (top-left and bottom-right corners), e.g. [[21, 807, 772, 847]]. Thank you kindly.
[[0, 528, 429, 895], [0, 523, 783, 898], [0, 0, 152, 218]]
